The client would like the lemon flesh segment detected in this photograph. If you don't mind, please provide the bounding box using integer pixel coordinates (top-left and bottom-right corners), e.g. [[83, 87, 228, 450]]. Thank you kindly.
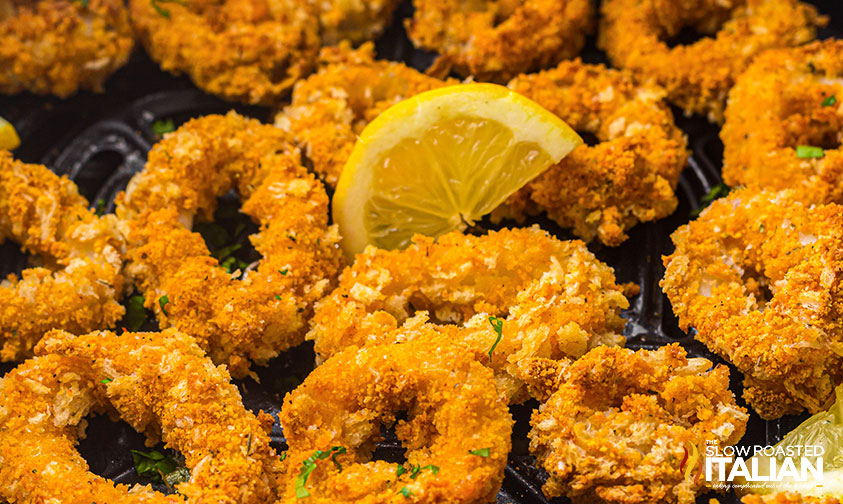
[[736, 385, 843, 497], [333, 83, 582, 258], [0, 117, 20, 151]]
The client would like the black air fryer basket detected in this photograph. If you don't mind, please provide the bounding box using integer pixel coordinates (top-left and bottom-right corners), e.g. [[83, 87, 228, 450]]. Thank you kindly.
[[1, 2, 842, 502]]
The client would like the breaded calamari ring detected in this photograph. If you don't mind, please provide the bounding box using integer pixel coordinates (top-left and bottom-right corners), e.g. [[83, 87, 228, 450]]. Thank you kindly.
[[721, 40, 843, 205], [598, 0, 825, 122], [275, 43, 456, 188], [129, 0, 320, 105], [495, 59, 688, 246], [0, 151, 125, 362], [116, 112, 343, 377], [277, 340, 512, 503], [307, 226, 629, 402], [0, 0, 133, 96], [317, 0, 401, 45], [661, 189, 843, 419], [277, 46, 687, 245], [405, 0, 592, 82], [529, 344, 748, 504], [0, 328, 281, 504], [742, 494, 840, 504]]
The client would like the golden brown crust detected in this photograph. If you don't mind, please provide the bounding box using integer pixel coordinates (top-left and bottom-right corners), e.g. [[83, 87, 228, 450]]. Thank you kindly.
[[721, 40, 843, 205], [129, 0, 320, 105], [307, 226, 628, 402], [498, 59, 688, 246], [275, 43, 456, 188], [0, 329, 280, 504], [405, 0, 593, 82], [116, 113, 344, 377], [0, 0, 134, 96], [0, 151, 125, 362], [529, 344, 748, 504], [661, 189, 843, 419], [316, 0, 401, 45], [598, 0, 825, 122], [277, 341, 512, 503]]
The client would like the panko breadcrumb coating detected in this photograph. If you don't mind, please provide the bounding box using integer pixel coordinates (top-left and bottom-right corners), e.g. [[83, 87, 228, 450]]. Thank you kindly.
[[742, 494, 840, 504], [0, 328, 280, 504], [278, 341, 512, 503], [721, 40, 843, 205], [405, 0, 592, 82], [116, 113, 343, 377], [0, 151, 125, 362], [0, 0, 134, 96], [661, 189, 843, 419], [275, 43, 456, 188], [529, 344, 748, 504], [598, 0, 825, 122], [307, 226, 629, 402], [129, 0, 320, 105], [317, 0, 401, 45], [496, 59, 688, 246]]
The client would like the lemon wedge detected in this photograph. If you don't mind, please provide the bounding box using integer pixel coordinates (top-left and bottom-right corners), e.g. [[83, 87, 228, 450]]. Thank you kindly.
[[332, 83, 582, 258], [0, 116, 20, 151], [736, 385, 843, 498]]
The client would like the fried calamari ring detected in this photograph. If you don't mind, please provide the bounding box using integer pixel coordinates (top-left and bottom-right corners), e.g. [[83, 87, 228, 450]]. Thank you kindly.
[[0, 328, 280, 503], [721, 40, 843, 205], [277, 340, 512, 503], [661, 189, 843, 419], [0, 0, 133, 96], [129, 0, 320, 105], [529, 344, 748, 504], [275, 43, 456, 188], [495, 59, 688, 246], [307, 226, 628, 402], [405, 0, 592, 82], [116, 112, 343, 377], [598, 0, 825, 122], [0, 151, 124, 362], [318, 0, 401, 45]]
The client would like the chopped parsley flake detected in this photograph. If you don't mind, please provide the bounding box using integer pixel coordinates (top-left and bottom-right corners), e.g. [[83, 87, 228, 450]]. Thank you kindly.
[[101, 378, 112, 384], [295, 447, 346, 499], [158, 295, 170, 316], [279, 269, 289, 276], [125, 294, 147, 331], [150, 0, 186, 18], [469, 448, 491, 458], [822, 95, 837, 107], [396, 463, 439, 480], [131, 449, 186, 487], [95, 198, 106, 216], [152, 118, 175, 136], [691, 183, 730, 217], [796, 145, 824, 159], [487, 316, 504, 362], [399, 486, 412, 498]]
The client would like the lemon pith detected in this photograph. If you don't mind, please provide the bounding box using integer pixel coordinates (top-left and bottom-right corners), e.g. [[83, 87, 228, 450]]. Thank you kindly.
[[333, 83, 582, 259]]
